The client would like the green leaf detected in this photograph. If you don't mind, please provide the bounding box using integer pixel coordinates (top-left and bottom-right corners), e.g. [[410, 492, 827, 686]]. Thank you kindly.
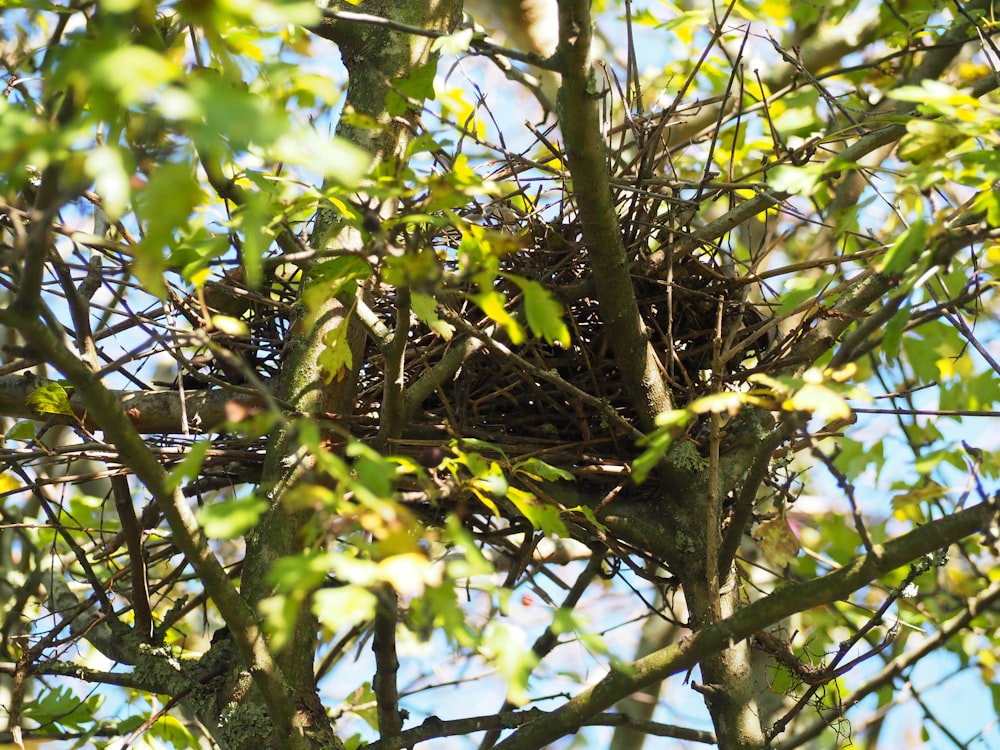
[[512, 457, 575, 482], [387, 59, 438, 116], [21, 686, 102, 731], [506, 486, 567, 536], [147, 713, 200, 749], [134, 160, 205, 299], [26, 382, 75, 419], [271, 129, 371, 186], [258, 594, 300, 652], [513, 277, 571, 348], [167, 440, 211, 492], [91, 45, 180, 106], [412, 292, 454, 340], [897, 120, 967, 164], [198, 495, 270, 539], [5, 420, 36, 441], [768, 162, 825, 197], [480, 622, 538, 706], [882, 219, 926, 275], [304, 256, 372, 300], [319, 318, 355, 383], [632, 429, 673, 485], [632, 410, 693, 484], [474, 290, 524, 345]]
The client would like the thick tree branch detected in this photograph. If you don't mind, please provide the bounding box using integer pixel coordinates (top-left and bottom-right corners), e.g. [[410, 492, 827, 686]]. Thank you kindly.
[[493, 500, 997, 749], [0, 372, 267, 434], [0, 309, 295, 739], [555, 0, 671, 431]]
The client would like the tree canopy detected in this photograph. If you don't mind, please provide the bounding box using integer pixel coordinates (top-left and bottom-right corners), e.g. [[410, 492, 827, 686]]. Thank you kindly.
[[2, 1, 1000, 749]]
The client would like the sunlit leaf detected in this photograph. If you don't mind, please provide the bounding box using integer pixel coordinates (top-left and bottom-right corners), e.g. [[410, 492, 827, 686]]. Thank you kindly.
[[319, 319, 354, 383], [505, 486, 567, 536], [412, 292, 455, 340], [198, 496, 270, 539], [513, 276, 571, 348], [755, 516, 801, 568], [474, 290, 525, 345], [26, 382, 75, 419], [882, 219, 926, 275], [313, 585, 379, 631], [898, 120, 968, 164]]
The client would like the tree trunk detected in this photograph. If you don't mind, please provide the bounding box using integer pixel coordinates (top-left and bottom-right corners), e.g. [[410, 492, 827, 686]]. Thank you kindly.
[[188, 2, 463, 748]]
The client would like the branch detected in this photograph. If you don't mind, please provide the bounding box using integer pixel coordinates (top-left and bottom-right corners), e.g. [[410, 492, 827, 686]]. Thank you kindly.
[[372, 584, 403, 738], [362, 707, 715, 750], [641, 0, 999, 280], [110, 473, 153, 642], [775, 576, 1000, 750], [0, 371, 268, 434], [493, 500, 997, 749], [0, 309, 296, 737], [313, 7, 559, 70], [555, 0, 671, 431]]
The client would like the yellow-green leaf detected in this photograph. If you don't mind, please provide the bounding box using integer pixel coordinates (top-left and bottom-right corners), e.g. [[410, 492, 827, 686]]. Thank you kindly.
[[897, 120, 967, 164], [516, 277, 571, 348], [755, 516, 800, 568], [26, 383, 76, 419], [787, 383, 851, 421], [474, 291, 524, 345], [197, 496, 269, 539], [412, 292, 454, 340]]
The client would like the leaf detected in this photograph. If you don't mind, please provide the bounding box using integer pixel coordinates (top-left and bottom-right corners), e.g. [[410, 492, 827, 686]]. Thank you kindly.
[[271, 129, 371, 186], [432, 26, 474, 55], [897, 120, 967, 164], [505, 486, 567, 536], [474, 290, 525, 345], [512, 457, 575, 482], [882, 219, 927, 275], [378, 553, 443, 597], [480, 622, 538, 706], [85, 145, 132, 221], [319, 319, 354, 383], [631, 429, 674, 485], [768, 162, 826, 197], [147, 712, 200, 749], [387, 59, 438, 116], [412, 292, 454, 340], [168, 440, 211, 492], [513, 277, 571, 348], [755, 516, 800, 568], [787, 383, 851, 421], [304, 256, 371, 301], [632, 410, 693, 484], [5, 420, 35, 441], [0, 473, 20, 495], [26, 382, 75, 419], [197, 495, 269, 539], [211, 314, 250, 337]]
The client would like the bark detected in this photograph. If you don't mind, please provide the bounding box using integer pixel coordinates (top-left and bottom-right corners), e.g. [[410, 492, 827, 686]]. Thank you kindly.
[[224, 2, 464, 749], [493, 499, 997, 749]]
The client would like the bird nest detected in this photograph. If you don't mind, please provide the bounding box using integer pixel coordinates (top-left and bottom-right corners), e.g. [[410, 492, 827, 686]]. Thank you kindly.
[[183, 109, 775, 479]]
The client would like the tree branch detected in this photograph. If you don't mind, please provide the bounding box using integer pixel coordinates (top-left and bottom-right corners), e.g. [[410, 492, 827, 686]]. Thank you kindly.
[[0, 308, 296, 738], [555, 0, 671, 431], [493, 500, 997, 749]]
